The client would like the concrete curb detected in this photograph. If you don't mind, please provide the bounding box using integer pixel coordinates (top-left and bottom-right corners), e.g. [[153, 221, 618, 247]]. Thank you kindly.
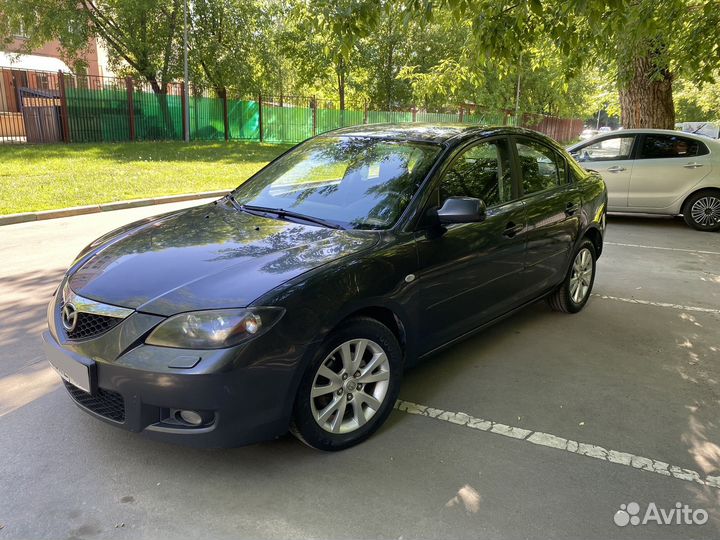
[[0, 190, 230, 226]]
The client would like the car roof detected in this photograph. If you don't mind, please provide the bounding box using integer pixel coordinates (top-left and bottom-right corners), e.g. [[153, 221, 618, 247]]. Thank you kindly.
[[324, 123, 554, 146], [568, 128, 720, 149], [326, 123, 484, 143], [611, 128, 705, 136]]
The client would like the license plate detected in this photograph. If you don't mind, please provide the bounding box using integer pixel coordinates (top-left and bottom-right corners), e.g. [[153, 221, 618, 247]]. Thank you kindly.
[[43, 334, 95, 394]]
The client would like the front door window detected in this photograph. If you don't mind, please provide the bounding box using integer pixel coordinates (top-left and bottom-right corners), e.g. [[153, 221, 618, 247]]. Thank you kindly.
[[439, 139, 513, 207], [574, 136, 635, 162]]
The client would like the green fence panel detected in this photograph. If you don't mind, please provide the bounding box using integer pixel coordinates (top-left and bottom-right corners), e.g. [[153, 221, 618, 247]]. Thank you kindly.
[[366, 111, 412, 124], [415, 112, 459, 123], [227, 99, 259, 141], [66, 86, 130, 143], [469, 111, 506, 125], [189, 95, 225, 141], [316, 109, 364, 134], [133, 90, 182, 141], [263, 105, 312, 143]]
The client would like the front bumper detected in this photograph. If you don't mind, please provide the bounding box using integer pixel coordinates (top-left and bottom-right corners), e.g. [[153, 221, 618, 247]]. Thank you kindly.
[[43, 329, 301, 447], [43, 287, 310, 447]]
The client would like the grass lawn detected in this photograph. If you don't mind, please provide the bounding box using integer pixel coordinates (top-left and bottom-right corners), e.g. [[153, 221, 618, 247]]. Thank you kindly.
[[0, 140, 292, 215]]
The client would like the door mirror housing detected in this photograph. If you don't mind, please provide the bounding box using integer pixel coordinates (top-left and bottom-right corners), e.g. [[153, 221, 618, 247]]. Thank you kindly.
[[437, 196, 487, 224]]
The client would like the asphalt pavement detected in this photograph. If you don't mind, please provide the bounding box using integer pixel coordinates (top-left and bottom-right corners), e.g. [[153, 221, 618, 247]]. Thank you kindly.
[[1, 202, 718, 539]]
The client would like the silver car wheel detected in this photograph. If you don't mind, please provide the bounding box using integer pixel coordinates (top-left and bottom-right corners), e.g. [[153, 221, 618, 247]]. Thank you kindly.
[[310, 338, 390, 434], [691, 196, 720, 228], [569, 248, 593, 304]]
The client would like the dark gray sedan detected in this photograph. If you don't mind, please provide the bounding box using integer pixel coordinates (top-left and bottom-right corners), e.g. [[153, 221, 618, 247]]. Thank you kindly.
[[43, 124, 607, 451]]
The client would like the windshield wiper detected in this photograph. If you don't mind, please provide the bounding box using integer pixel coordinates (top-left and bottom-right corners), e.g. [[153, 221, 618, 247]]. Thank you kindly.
[[225, 194, 244, 211], [240, 204, 345, 230]]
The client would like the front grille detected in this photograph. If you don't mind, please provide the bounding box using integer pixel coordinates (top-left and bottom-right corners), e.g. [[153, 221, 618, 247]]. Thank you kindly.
[[63, 380, 125, 422], [60, 305, 122, 340]]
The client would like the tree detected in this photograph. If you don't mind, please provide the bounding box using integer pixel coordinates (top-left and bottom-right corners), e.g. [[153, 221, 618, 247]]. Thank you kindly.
[[3, 0, 716, 127], [294, 0, 381, 109], [189, 0, 270, 96], [415, 0, 719, 128]]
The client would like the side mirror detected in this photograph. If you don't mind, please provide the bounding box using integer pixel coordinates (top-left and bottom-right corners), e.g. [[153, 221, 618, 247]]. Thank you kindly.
[[437, 196, 487, 224]]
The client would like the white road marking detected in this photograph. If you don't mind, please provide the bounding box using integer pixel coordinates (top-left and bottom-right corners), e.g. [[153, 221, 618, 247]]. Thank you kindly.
[[605, 242, 720, 256], [591, 294, 720, 315], [394, 400, 720, 490]]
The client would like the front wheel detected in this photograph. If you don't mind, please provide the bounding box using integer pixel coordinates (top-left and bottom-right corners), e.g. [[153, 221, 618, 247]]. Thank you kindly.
[[682, 190, 720, 232], [290, 317, 402, 451], [547, 239, 597, 313]]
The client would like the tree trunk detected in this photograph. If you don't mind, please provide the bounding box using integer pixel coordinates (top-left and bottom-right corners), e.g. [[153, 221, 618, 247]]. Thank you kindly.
[[618, 54, 675, 129]]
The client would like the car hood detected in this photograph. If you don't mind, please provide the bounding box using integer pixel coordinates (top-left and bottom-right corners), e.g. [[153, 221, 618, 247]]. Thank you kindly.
[[67, 200, 379, 316]]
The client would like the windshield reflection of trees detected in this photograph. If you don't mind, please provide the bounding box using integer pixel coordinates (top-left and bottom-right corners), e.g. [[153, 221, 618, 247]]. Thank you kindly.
[[212, 224, 372, 275], [232, 136, 439, 230]]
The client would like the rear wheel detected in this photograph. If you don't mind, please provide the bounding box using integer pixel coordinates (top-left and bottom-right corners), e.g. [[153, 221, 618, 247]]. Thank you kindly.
[[548, 239, 596, 313], [683, 190, 720, 232], [290, 317, 402, 451]]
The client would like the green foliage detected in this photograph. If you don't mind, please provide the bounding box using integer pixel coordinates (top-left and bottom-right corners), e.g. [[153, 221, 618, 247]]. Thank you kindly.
[[190, 0, 266, 93], [675, 75, 720, 122], [1, 0, 717, 121]]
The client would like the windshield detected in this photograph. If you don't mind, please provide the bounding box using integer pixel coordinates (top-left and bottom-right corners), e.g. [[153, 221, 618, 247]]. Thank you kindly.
[[232, 136, 441, 230]]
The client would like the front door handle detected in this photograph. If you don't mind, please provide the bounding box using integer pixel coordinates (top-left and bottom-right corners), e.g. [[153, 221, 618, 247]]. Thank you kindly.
[[606, 165, 626, 173], [684, 162, 704, 169], [503, 222, 523, 238], [565, 202, 580, 216]]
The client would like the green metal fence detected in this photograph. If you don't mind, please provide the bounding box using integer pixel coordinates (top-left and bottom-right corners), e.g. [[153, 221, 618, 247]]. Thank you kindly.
[[0, 69, 583, 144]]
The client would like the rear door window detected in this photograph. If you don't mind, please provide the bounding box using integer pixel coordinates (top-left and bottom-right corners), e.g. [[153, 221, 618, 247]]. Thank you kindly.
[[639, 134, 709, 159], [515, 138, 564, 195]]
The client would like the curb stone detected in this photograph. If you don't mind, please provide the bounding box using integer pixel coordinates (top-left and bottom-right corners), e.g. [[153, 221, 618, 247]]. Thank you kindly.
[[0, 190, 229, 226]]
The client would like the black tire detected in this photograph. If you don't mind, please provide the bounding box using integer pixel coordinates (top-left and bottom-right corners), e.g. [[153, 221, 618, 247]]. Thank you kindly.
[[682, 190, 720, 232], [547, 239, 597, 314], [290, 317, 403, 451]]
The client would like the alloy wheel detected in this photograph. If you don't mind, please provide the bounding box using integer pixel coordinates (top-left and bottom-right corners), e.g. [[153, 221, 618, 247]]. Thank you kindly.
[[569, 248, 593, 304], [691, 196, 720, 228], [310, 338, 390, 434]]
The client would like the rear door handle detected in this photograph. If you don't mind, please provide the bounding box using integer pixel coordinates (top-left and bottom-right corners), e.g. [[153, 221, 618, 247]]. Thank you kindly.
[[503, 222, 523, 238], [565, 202, 580, 216], [606, 166, 626, 173], [684, 162, 704, 169]]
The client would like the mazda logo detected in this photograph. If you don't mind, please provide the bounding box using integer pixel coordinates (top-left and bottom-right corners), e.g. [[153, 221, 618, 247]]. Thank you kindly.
[[62, 303, 78, 332]]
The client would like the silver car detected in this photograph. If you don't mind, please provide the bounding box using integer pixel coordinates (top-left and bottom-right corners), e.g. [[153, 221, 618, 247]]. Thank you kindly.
[[568, 129, 720, 231]]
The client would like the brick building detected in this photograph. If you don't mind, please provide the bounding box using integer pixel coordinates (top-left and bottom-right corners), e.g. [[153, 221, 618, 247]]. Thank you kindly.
[[0, 24, 111, 140]]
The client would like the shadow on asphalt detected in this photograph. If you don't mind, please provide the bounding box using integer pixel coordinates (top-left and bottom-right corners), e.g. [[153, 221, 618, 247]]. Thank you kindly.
[[0, 268, 65, 373]]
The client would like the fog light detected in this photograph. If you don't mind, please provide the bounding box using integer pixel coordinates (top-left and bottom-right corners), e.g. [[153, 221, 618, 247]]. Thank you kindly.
[[178, 410, 203, 426]]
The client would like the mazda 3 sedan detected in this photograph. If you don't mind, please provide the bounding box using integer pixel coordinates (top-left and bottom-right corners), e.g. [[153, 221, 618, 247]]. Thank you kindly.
[[568, 129, 720, 231], [44, 124, 606, 451]]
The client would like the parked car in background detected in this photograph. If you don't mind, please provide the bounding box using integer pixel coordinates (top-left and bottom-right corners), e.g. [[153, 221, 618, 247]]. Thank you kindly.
[[598, 126, 612, 133], [568, 128, 720, 231], [44, 124, 607, 451]]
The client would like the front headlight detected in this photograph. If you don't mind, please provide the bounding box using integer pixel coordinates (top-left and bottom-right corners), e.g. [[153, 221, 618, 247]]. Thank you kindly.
[[145, 307, 284, 349]]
